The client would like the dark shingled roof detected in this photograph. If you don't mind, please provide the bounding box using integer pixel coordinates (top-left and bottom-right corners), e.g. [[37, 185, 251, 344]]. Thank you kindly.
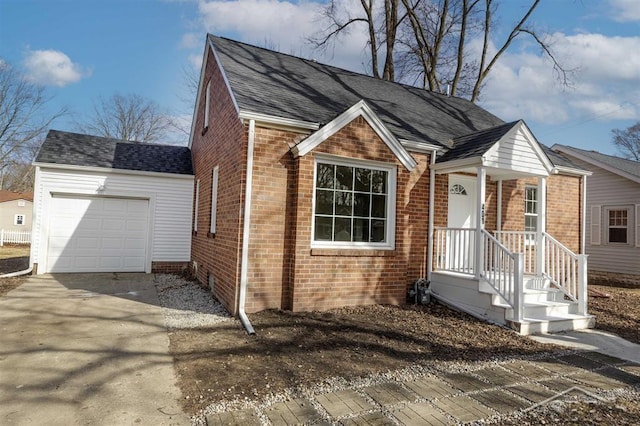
[[209, 35, 505, 148], [36, 130, 193, 175], [437, 121, 519, 162], [554, 145, 640, 179]]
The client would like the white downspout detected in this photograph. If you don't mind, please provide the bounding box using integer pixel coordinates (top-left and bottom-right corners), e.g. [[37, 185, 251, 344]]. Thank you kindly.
[[238, 119, 256, 335], [426, 149, 437, 281], [581, 175, 587, 254]]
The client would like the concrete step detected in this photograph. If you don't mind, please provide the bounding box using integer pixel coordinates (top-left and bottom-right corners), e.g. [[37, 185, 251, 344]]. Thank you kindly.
[[507, 314, 595, 335]]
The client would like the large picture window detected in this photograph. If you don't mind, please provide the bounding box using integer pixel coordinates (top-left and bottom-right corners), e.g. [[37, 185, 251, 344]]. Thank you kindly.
[[312, 157, 395, 249]]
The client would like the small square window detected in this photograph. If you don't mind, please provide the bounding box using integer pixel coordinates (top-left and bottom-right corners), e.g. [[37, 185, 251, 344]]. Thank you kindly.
[[14, 214, 25, 226]]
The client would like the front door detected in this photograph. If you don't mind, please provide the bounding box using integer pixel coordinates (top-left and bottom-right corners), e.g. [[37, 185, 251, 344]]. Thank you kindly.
[[446, 175, 477, 272]]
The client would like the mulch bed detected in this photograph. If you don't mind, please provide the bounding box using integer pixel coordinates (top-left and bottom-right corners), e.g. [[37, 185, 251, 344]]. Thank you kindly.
[[590, 285, 640, 344], [170, 303, 558, 414], [0, 256, 29, 274]]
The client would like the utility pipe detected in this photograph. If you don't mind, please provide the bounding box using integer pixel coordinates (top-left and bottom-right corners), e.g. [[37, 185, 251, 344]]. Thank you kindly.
[[238, 119, 256, 335]]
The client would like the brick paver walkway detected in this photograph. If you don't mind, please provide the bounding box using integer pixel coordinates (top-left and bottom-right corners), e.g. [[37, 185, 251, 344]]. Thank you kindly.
[[205, 351, 640, 425]]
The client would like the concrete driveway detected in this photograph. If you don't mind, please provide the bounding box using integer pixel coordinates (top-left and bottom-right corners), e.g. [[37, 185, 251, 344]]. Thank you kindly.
[[0, 273, 188, 425]]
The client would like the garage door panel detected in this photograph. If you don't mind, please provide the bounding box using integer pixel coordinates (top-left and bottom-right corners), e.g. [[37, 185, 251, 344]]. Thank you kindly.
[[47, 196, 149, 273]]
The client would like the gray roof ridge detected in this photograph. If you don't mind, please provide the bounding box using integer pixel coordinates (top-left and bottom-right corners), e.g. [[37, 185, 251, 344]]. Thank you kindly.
[[208, 34, 470, 103], [47, 129, 184, 148]]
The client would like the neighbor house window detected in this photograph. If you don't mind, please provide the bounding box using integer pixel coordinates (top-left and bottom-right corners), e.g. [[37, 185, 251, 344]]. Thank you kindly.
[[210, 166, 219, 234], [607, 208, 628, 243], [312, 157, 396, 249], [14, 214, 24, 226]]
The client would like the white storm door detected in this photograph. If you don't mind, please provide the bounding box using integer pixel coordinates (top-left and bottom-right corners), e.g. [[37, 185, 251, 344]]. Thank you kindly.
[[47, 196, 149, 273], [446, 175, 477, 273]]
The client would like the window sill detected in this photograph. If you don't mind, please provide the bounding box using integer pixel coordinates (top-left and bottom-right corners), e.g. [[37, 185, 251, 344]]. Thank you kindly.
[[311, 248, 396, 257]]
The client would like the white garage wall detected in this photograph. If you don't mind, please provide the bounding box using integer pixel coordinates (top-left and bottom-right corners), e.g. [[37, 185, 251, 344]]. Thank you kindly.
[[31, 166, 194, 273]]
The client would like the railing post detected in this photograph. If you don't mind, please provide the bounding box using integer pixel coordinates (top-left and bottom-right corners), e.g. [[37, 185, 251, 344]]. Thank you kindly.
[[513, 253, 524, 322], [577, 254, 588, 315]]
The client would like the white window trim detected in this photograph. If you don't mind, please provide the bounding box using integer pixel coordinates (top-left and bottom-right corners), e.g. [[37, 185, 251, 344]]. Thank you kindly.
[[605, 206, 631, 245], [311, 154, 396, 250], [204, 80, 211, 129], [635, 204, 640, 248], [194, 179, 200, 232], [210, 166, 219, 234], [14, 214, 25, 226]]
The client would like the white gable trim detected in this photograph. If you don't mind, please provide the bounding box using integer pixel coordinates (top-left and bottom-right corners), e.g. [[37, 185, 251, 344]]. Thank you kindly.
[[188, 37, 240, 148], [483, 120, 554, 175], [291, 100, 417, 171], [238, 110, 319, 132], [552, 145, 640, 184]]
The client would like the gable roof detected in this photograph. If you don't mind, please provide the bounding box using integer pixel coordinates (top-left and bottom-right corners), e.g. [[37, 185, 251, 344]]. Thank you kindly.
[[292, 100, 417, 171], [36, 130, 193, 176], [438, 121, 519, 162], [552, 144, 640, 183], [0, 190, 33, 203], [208, 35, 504, 148]]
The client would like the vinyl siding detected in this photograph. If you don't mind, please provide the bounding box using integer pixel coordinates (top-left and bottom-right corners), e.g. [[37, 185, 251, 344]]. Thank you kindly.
[[0, 199, 33, 232], [485, 129, 548, 176], [565, 156, 640, 275], [31, 167, 193, 270]]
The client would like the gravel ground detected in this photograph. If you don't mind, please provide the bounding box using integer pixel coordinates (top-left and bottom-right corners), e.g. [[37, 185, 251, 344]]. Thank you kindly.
[[154, 274, 232, 329], [153, 275, 640, 425]]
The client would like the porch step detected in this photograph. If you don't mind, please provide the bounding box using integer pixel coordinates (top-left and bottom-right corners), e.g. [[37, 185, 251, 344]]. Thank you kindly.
[[507, 313, 595, 335], [479, 281, 563, 304]]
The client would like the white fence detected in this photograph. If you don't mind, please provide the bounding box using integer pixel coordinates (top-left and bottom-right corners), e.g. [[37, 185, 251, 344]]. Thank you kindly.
[[0, 229, 31, 246]]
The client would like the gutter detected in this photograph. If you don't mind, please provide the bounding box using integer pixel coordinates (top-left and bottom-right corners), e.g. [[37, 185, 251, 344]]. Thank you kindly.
[[238, 119, 256, 335], [426, 149, 437, 281]]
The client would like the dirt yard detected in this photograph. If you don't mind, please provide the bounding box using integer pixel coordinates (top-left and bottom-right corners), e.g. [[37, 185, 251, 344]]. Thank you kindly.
[[170, 303, 559, 414], [590, 285, 640, 344]]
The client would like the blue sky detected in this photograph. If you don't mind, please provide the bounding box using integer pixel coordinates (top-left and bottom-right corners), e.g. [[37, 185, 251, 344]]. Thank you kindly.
[[1, 0, 639, 155]]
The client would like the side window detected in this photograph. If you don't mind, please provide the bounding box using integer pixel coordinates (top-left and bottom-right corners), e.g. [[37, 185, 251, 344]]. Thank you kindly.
[[194, 179, 200, 232], [524, 186, 537, 242], [14, 214, 25, 226], [210, 166, 219, 234], [607, 208, 629, 244], [204, 80, 211, 130]]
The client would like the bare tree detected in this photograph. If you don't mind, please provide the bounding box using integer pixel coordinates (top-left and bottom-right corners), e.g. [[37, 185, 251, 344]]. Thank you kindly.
[[76, 93, 176, 143], [612, 122, 640, 161], [0, 62, 64, 183], [310, 0, 570, 102]]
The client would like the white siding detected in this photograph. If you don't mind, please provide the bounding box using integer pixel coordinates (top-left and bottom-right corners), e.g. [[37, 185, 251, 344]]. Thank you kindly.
[[485, 129, 549, 176], [32, 167, 193, 273], [565, 156, 640, 275]]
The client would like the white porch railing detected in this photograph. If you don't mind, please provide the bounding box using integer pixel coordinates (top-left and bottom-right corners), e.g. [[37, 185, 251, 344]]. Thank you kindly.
[[0, 229, 31, 246], [543, 232, 588, 314], [434, 228, 587, 318], [493, 231, 536, 274], [481, 230, 524, 321]]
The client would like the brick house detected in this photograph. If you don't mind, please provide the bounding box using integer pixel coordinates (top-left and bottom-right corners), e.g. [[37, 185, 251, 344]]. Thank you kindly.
[[189, 35, 593, 335]]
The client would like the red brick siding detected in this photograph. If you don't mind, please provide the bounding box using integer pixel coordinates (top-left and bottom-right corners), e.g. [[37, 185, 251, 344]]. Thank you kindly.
[[190, 46, 247, 315], [152, 262, 190, 274], [286, 116, 429, 312]]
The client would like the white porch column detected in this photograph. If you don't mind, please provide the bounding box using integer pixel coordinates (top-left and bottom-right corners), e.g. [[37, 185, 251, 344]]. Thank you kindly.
[[496, 180, 502, 231], [536, 176, 547, 275], [475, 168, 486, 278]]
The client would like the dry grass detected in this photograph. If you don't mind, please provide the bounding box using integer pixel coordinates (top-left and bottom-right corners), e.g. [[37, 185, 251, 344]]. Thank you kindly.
[[0, 245, 29, 260]]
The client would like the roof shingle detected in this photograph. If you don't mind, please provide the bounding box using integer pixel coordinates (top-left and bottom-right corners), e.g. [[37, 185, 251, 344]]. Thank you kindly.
[[36, 130, 193, 175]]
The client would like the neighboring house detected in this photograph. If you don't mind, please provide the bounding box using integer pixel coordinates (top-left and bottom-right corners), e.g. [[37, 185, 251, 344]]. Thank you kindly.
[[552, 145, 640, 283], [189, 35, 593, 335], [0, 190, 33, 233], [30, 130, 194, 274]]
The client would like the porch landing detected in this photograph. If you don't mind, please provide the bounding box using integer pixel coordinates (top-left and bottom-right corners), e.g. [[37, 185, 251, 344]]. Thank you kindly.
[[430, 271, 595, 335]]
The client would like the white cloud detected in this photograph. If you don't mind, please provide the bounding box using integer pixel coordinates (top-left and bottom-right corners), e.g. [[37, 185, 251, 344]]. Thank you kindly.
[[479, 32, 640, 125], [181, 32, 201, 49], [23, 49, 87, 87], [609, 0, 640, 22], [195, 0, 375, 72]]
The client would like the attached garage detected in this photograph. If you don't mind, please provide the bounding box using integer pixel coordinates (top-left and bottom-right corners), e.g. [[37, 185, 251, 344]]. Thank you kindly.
[[31, 130, 194, 274], [47, 196, 149, 273]]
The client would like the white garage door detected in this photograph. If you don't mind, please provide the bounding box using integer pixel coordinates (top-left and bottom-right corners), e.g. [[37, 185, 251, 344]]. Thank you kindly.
[[47, 196, 149, 273]]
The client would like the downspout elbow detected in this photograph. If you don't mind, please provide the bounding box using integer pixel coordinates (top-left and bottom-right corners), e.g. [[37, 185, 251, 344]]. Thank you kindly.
[[0, 264, 33, 278]]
